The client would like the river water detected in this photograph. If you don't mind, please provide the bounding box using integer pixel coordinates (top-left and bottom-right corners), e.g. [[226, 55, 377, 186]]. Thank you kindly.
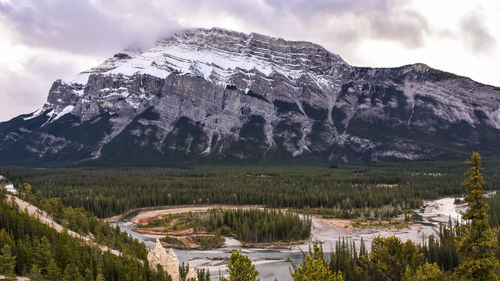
[[113, 195, 476, 281]]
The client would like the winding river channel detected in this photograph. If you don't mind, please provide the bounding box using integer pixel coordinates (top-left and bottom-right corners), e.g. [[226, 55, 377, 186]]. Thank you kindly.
[[112, 195, 477, 281]]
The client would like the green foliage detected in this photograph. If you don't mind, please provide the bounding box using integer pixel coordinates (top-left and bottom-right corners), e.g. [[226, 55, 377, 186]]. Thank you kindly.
[[403, 263, 450, 281], [197, 268, 210, 281], [367, 236, 424, 281], [292, 245, 343, 281], [28, 264, 43, 281], [179, 262, 188, 280], [224, 250, 259, 281], [456, 152, 499, 281], [193, 234, 225, 248], [0, 193, 176, 281], [4, 162, 495, 219], [153, 208, 310, 245], [95, 272, 105, 281], [203, 208, 311, 243], [0, 244, 16, 276], [20, 188, 147, 261], [329, 238, 365, 281], [420, 222, 459, 271]]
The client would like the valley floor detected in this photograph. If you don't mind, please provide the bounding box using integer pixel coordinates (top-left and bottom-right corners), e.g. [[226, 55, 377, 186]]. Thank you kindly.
[[111, 194, 472, 281]]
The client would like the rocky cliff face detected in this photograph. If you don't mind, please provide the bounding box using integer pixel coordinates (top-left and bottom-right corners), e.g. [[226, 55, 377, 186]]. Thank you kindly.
[[1, 27, 499, 166]]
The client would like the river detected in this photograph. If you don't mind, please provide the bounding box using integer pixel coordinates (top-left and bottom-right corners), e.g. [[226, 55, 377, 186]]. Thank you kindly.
[[113, 194, 476, 281]]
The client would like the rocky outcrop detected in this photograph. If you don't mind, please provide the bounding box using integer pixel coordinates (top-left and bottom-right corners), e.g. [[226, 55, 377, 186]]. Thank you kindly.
[[186, 266, 198, 281], [147, 239, 180, 281], [1, 27, 499, 166]]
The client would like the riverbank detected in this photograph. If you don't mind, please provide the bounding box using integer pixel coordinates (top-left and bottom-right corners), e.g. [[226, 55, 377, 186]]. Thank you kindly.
[[111, 193, 477, 281], [129, 206, 310, 249]]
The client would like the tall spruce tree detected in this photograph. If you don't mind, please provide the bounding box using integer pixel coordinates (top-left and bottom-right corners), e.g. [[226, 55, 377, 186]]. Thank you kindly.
[[456, 152, 499, 280]]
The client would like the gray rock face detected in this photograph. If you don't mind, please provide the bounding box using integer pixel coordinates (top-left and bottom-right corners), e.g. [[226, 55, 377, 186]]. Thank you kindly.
[[1, 27, 499, 166]]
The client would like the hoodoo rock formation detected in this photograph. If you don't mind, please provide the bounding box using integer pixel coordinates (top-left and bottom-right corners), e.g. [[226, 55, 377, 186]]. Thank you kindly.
[[147, 239, 181, 281]]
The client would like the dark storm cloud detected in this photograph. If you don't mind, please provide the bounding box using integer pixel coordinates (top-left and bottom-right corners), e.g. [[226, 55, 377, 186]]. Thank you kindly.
[[460, 11, 496, 55]]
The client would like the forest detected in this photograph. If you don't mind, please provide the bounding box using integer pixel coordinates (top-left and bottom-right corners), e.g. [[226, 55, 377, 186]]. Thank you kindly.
[[2, 160, 499, 219], [203, 208, 311, 243], [147, 208, 311, 244], [0, 188, 173, 281], [1, 156, 500, 280], [218, 153, 500, 281]]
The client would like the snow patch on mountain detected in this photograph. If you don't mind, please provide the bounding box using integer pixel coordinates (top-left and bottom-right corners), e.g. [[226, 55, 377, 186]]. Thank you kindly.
[[23, 107, 45, 121], [52, 105, 75, 121]]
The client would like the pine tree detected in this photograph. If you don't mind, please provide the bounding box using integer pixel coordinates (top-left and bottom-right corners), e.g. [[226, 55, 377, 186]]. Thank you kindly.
[[291, 244, 343, 281], [225, 250, 259, 281], [62, 263, 80, 281], [36, 236, 53, 271], [95, 272, 105, 281], [403, 263, 448, 281], [367, 236, 424, 281], [28, 264, 44, 281], [456, 152, 499, 281], [45, 258, 61, 281], [0, 244, 16, 276]]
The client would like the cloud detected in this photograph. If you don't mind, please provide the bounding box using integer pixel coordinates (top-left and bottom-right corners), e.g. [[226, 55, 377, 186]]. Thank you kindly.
[[460, 10, 496, 55], [256, 0, 430, 48], [0, 45, 101, 121], [0, 0, 498, 121], [0, 0, 430, 57], [0, 0, 182, 55]]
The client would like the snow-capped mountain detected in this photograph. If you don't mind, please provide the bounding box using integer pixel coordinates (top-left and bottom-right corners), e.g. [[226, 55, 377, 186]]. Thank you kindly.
[[1, 27, 500, 166]]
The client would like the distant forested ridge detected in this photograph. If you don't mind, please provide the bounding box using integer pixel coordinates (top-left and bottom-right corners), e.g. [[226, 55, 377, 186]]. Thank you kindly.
[[3, 162, 499, 218]]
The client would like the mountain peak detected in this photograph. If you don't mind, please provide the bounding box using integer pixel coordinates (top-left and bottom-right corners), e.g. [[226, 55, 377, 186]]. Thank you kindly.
[[2, 28, 500, 166], [70, 27, 349, 87]]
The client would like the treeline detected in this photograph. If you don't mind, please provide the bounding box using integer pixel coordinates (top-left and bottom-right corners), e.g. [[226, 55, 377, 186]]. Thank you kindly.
[[0, 189, 172, 281], [327, 222, 500, 281], [222, 237, 455, 281], [4, 162, 499, 218], [203, 208, 311, 243]]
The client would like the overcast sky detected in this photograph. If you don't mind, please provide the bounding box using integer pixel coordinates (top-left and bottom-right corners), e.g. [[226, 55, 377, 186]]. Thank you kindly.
[[0, 0, 499, 121]]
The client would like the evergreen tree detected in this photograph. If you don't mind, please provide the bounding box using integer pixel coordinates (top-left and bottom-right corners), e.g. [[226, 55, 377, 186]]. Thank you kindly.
[[456, 152, 499, 280], [62, 263, 80, 281], [225, 250, 259, 281], [45, 258, 61, 281], [0, 244, 16, 276], [366, 236, 424, 281], [36, 236, 53, 271], [196, 268, 210, 281], [95, 272, 105, 281], [28, 264, 44, 281], [291, 245, 343, 281], [403, 263, 448, 281]]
